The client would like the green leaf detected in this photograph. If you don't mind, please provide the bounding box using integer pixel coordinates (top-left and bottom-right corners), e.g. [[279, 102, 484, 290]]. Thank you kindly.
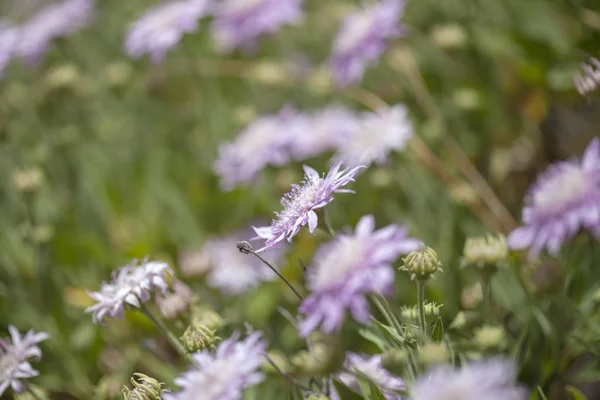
[[565, 385, 589, 400], [331, 379, 363, 400]]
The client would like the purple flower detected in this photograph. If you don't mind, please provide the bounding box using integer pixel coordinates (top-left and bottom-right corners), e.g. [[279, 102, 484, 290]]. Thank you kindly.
[[331, 353, 405, 400], [0, 22, 18, 78], [410, 357, 527, 400], [252, 162, 364, 253], [214, 106, 304, 190], [211, 0, 304, 53], [125, 0, 209, 63], [200, 230, 287, 295], [573, 58, 600, 96], [86, 258, 173, 324], [165, 331, 267, 400], [0, 326, 49, 396], [299, 215, 420, 336], [330, 0, 406, 86], [508, 138, 600, 259], [333, 105, 413, 168], [288, 106, 360, 161], [15, 0, 94, 66]]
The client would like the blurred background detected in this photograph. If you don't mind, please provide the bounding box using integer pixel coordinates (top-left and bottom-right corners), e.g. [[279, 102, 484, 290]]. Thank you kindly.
[[1, 0, 600, 398]]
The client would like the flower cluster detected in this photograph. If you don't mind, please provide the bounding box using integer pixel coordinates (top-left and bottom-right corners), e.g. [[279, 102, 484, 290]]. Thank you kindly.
[[86, 258, 173, 324], [299, 214, 420, 336], [214, 105, 413, 190], [0, 326, 49, 396]]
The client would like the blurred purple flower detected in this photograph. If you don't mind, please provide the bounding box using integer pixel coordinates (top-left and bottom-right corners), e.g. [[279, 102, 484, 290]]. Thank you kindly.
[[0, 22, 18, 78], [508, 138, 600, 259], [289, 106, 360, 161], [125, 0, 209, 63], [410, 357, 527, 400], [573, 58, 600, 96], [86, 258, 173, 324], [330, 0, 406, 86], [0, 326, 49, 396], [213, 106, 305, 191], [252, 162, 364, 253], [331, 353, 405, 400], [200, 230, 287, 295], [211, 0, 304, 53], [333, 105, 413, 168], [299, 215, 420, 336], [15, 0, 94, 66], [165, 331, 266, 400]]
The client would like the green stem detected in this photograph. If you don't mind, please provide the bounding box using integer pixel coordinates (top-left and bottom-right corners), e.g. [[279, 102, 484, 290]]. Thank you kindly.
[[24, 382, 46, 400], [250, 251, 304, 301], [481, 277, 492, 323], [371, 294, 403, 335], [322, 209, 336, 239], [142, 303, 192, 362], [416, 280, 427, 343], [265, 354, 313, 392]]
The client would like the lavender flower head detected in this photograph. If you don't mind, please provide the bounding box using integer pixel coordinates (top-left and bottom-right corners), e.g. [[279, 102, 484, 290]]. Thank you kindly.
[[86, 258, 173, 324], [200, 230, 287, 295], [211, 0, 304, 53], [252, 162, 364, 253], [214, 106, 305, 190], [299, 215, 421, 336], [164, 331, 267, 400], [125, 0, 209, 63], [0, 326, 49, 396], [508, 138, 600, 259], [573, 58, 600, 96], [333, 105, 413, 168], [331, 353, 405, 400], [16, 0, 94, 66], [0, 22, 18, 78], [410, 357, 527, 400], [330, 0, 406, 86]]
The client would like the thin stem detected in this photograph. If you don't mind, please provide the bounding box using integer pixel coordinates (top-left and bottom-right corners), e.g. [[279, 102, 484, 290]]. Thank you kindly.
[[142, 303, 192, 362], [250, 251, 304, 301], [481, 277, 492, 323], [321, 208, 336, 239], [372, 294, 403, 335], [416, 280, 427, 343], [24, 383, 46, 400], [265, 354, 313, 392]]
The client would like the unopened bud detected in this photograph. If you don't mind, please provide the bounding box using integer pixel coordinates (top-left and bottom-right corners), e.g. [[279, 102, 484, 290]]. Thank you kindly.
[[462, 234, 508, 278], [122, 373, 169, 400], [381, 348, 408, 375], [449, 311, 479, 330], [401, 302, 442, 322], [180, 325, 218, 352], [420, 342, 448, 366], [237, 241, 253, 254], [474, 325, 506, 350], [400, 245, 442, 281]]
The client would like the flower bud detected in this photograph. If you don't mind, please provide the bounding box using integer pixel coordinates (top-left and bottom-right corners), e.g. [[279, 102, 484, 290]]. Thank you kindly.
[[291, 336, 344, 377], [190, 302, 223, 331], [381, 348, 408, 375], [180, 325, 218, 353], [400, 302, 442, 322], [122, 373, 169, 400], [474, 325, 506, 350], [400, 245, 442, 281], [419, 342, 448, 366], [462, 234, 508, 278]]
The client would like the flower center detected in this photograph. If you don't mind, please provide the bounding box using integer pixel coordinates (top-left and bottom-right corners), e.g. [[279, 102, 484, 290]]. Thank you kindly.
[[532, 165, 590, 213], [311, 237, 366, 290], [0, 353, 17, 380], [274, 179, 323, 229]]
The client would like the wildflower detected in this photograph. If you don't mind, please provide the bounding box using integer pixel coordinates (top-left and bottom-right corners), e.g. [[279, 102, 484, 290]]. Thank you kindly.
[[299, 215, 420, 336], [332, 353, 405, 400], [573, 58, 600, 96], [122, 373, 170, 400], [125, 0, 209, 63], [164, 331, 267, 400], [200, 230, 287, 295], [0, 22, 18, 78], [211, 0, 304, 53], [86, 258, 173, 324], [400, 245, 442, 281], [330, 0, 406, 86], [15, 0, 94, 66], [507, 138, 600, 259], [332, 105, 413, 168], [252, 162, 365, 253], [410, 357, 527, 400], [213, 106, 304, 190], [0, 326, 49, 396]]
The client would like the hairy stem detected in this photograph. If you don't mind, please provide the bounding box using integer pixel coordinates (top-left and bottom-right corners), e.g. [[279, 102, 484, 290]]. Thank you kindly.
[[250, 251, 304, 302], [417, 280, 427, 343]]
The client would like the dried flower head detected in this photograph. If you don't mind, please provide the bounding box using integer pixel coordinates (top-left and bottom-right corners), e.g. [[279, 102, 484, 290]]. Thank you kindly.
[[125, 0, 209, 63], [410, 358, 527, 400], [299, 215, 420, 336], [122, 373, 170, 400], [400, 245, 442, 281], [86, 258, 173, 324], [164, 331, 267, 400], [507, 138, 600, 259], [252, 162, 364, 253], [0, 326, 49, 396], [573, 58, 600, 96], [211, 0, 304, 53], [330, 0, 406, 86], [332, 105, 413, 168]]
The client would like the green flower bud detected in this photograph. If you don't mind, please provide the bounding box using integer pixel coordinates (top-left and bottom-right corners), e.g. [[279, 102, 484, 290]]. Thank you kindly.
[[381, 348, 409, 375], [190, 303, 223, 331], [180, 325, 219, 353], [419, 342, 449, 366], [400, 245, 442, 281], [462, 234, 508, 278], [474, 325, 506, 350], [291, 336, 344, 377], [400, 302, 442, 322], [122, 373, 169, 400]]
